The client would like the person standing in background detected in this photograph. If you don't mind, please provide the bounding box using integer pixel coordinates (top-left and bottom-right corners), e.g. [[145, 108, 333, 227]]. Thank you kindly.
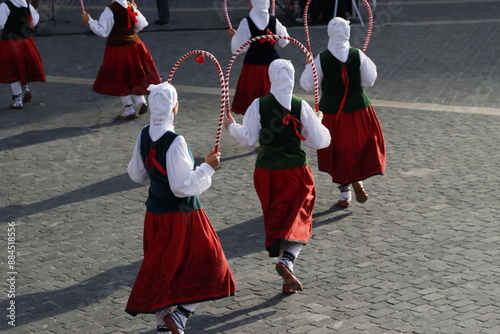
[[0, 0, 45, 109], [82, 0, 161, 120], [155, 0, 169, 25]]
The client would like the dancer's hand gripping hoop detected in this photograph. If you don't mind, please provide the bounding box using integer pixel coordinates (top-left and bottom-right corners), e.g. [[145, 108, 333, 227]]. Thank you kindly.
[[167, 51, 227, 154]]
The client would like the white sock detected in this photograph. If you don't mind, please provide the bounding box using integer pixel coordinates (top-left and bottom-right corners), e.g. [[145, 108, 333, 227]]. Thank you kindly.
[[156, 307, 171, 332], [132, 94, 146, 105], [278, 241, 302, 272], [10, 81, 22, 96], [120, 94, 133, 107], [170, 304, 197, 333], [22, 84, 29, 94]]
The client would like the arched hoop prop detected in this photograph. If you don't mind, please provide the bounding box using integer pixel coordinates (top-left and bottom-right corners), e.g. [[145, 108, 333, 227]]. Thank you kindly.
[[79, 0, 85, 13], [167, 50, 227, 154], [223, 0, 233, 30], [271, 0, 276, 16], [303, 0, 313, 53], [224, 34, 320, 114], [360, 0, 373, 53]]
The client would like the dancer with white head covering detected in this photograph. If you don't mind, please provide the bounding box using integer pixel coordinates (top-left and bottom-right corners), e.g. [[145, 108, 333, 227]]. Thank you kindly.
[[224, 59, 330, 294], [0, 0, 45, 109], [126, 83, 236, 334], [228, 0, 290, 114], [300, 17, 386, 208], [82, 0, 161, 120]]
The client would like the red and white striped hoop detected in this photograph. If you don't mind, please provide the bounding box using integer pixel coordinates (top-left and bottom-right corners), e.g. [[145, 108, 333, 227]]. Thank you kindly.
[[224, 34, 320, 114], [223, 0, 233, 30], [167, 50, 227, 153], [360, 0, 374, 53]]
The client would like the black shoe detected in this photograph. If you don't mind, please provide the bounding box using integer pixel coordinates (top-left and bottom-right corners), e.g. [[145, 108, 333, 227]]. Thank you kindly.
[[154, 20, 169, 25]]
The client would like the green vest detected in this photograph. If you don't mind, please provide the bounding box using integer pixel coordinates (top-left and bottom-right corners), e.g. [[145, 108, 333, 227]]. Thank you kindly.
[[139, 127, 202, 214], [256, 94, 308, 170], [319, 48, 371, 114]]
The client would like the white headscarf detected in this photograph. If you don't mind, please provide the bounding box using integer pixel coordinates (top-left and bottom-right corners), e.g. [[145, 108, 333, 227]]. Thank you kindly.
[[147, 82, 178, 141], [269, 59, 294, 110], [327, 17, 351, 62], [249, 0, 270, 31], [11, 0, 28, 7]]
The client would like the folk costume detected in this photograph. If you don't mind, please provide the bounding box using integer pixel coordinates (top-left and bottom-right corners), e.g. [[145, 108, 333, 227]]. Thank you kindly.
[[230, 0, 289, 115], [226, 59, 330, 294], [300, 17, 386, 208], [85, 0, 161, 120], [125, 83, 236, 334], [0, 0, 45, 109]]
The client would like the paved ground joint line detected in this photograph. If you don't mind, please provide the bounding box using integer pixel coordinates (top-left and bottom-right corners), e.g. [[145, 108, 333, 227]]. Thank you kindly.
[[46, 75, 500, 116]]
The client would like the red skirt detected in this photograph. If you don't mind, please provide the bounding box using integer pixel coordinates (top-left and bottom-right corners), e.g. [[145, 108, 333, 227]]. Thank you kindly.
[[254, 166, 315, 257], [125, 209, 236, 316], [231, 64, 271, 114], [0, 38, 45, 84], [318, 105, 386, 185], [93, 41, 161, 96]]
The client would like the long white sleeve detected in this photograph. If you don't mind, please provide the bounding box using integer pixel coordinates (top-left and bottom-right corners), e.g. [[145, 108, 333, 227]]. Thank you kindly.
[[359, 50, 377, 87], [300, 101, 331, 150], [127, 134, 150, 186], [231, 18, 250, 54], [275, 18, 290, 48], [228, 99, 261, 148], [0, 3, 9, 29], [166, 136, 215, 197], [88, 7, 114, 38], [300, 54, 323, 93]]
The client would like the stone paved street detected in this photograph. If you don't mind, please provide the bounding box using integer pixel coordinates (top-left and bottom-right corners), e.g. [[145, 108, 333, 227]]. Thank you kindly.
[[1, 0, 500, 333]]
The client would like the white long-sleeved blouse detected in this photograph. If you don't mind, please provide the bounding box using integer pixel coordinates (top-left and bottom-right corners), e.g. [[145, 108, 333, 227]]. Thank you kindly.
[[87, 0, 147, 38], [300, 51, 377, 93], [228, 96, 331, 150], [0, 0, 40, 30], [231, 17, 289, 54], [127, 133, 215, 198]]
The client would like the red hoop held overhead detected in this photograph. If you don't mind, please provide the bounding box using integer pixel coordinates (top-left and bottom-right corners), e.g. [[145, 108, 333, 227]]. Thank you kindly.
[[303, 0, 373, 54], [80, 0, 85, 13], [360, 0, 373, 53], [224, 34, 320, 114], [303, 0, 313, 53], [223, 0, 233, 30], [167, 50, 227, 154]]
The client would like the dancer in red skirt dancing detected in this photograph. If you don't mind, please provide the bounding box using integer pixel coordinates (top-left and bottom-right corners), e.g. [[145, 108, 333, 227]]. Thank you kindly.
[[300, 17, 386, 208], [125, 82, 236, 334], [81, 0, 161, 120], [0, 0, 45, 109], [228, 0, 289, 115], [224, 59, 330, 294]]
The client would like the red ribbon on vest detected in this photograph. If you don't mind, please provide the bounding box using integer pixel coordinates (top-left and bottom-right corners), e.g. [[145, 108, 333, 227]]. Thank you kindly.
[[145, 149, 167, 175], [126, 6, 139, 28], [282, 113, 306, 141], [260, 29, 277, 45], [337, 64, 349, 114]]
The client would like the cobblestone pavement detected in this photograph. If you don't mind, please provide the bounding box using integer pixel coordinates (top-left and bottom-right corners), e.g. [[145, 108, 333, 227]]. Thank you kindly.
[[1, 0, 500, 333]]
